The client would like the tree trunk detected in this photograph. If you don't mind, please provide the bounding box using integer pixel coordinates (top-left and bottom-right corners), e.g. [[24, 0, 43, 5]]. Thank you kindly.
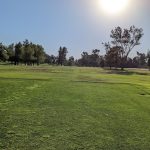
[[120, 57, 127, 71], [121, 67, 124, 71]]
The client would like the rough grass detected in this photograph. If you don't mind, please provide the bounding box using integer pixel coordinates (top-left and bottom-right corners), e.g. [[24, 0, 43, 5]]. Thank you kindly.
[[0, 65, 150, 150]]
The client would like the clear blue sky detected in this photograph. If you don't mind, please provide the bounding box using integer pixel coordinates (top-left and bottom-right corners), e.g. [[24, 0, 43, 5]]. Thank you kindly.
[[0, 0, 149, 58]]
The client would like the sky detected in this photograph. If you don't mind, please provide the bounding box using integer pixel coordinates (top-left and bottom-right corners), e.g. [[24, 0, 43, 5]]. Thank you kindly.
[[0, 0, 149, 58]]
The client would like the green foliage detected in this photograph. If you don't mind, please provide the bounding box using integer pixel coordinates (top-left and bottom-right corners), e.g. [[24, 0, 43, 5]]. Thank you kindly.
[[15, 42, 23, 65], [58, 47, 68, 65], [45, 54, 57, 65], [34, 44, 45, 65], [0, 40, 46, 65], [104, 46, 120, 69], [78, 50, 102, 67], [136, 52, 147, 67], [104, 26, 144, 70], [148, 58, 150, 70], [0, 43, 9, 61], [7, 44, 15, 63], [147, 51, 150, 70], [67, 56, 75, 66]]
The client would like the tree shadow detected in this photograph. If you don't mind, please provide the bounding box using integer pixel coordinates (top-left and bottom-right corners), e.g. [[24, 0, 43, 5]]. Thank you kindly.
[[103, 68, 149, 76], [0, 63, 12, 66], [0, 77, 51, 81]]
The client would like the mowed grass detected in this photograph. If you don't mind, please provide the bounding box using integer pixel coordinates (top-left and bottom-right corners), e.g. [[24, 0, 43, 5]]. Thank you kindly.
[[0, 66, 150, 150]]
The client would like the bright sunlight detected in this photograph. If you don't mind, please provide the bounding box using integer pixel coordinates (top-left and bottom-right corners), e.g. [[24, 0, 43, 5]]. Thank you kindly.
[[99, 0, 129, 15]]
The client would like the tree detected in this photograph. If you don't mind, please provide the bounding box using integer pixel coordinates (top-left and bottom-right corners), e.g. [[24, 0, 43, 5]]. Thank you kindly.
[[99, 56, 105, 68], [136, 52, 147, 68], [132, 56, 139, 68], [0, 40, 46, 65], [105, 26, 143, 70], [147, 50, 150, 70], [90, 49, 100, 67], [45, 54, 57, 65], [34, 44, 45, 65], [104, 44, 120, 69], [126, 57, 134, 68], [77, 50, 104, 67], [67, 56, 75, 66], [0, 43, 9, 62], [78, 52, 89, 66], [1, 50, 9, 61], [7, 44, 15, 64], [14, 42, 23, 65], [23, 40, 34, 65], [50, 55, 57, 65], [58, 47, 68, 66]]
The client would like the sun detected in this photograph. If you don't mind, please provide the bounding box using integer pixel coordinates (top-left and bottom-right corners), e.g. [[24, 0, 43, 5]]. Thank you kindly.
[[99, 0, 129, 15]]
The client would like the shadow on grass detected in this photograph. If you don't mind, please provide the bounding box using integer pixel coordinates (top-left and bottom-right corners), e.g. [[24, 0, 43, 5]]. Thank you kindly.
[[74, 80, 150, 96], [74, 80, 134, 85], [0, 77, 51, 81], [0, 63, 13, 66], [103, 68, 149, 76]]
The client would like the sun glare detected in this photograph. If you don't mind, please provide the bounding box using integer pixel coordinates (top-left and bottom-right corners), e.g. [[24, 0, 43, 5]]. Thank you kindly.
[[99, 0, 129, 15]]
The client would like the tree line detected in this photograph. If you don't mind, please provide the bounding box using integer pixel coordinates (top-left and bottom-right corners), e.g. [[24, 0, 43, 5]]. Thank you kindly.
[[0, 40, 45, 66], [0, 26, 150, 70]]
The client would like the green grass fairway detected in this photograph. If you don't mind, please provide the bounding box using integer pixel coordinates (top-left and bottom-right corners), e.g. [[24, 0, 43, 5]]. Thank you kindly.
[[0, 66, 150, 150]]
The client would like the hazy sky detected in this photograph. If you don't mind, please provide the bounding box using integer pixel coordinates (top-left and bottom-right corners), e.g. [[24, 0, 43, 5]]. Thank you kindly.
[[0, 0, 149, 58]]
